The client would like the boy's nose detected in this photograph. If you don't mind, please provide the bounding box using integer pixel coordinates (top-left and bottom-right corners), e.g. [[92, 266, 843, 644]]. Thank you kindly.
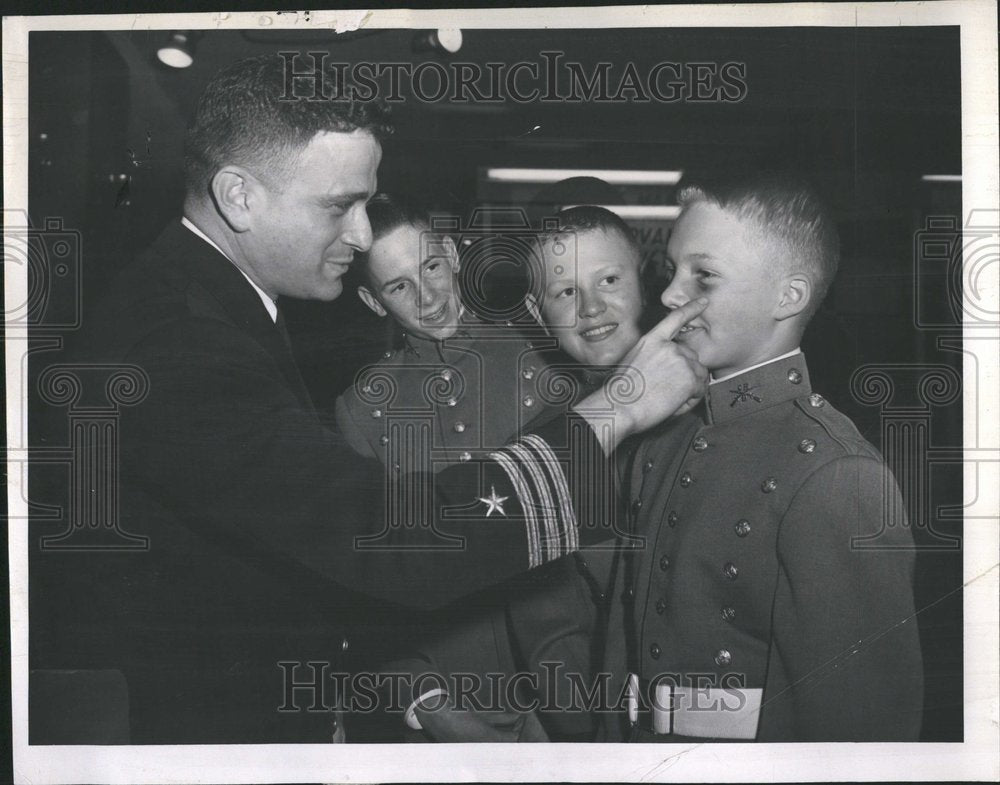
[[578, 291, 607, 318], [660, 280, 690, 310]]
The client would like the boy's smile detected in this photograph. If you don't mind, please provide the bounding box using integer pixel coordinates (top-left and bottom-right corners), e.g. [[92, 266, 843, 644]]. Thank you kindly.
[[662, 201, 791, 379]]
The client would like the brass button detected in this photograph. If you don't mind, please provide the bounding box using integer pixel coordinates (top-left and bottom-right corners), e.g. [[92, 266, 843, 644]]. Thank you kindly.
[[724, 562, 739, 580], [440, 369, 452, 382], [379, 435, 389, 446], [525, 341, 534, 350], [521, 366, 535, 380], [809, 393, 825, 408], [371, 409, 383, 419], [392, 463, 400, 473], [692, 436, 708, 452], [798, 438, 816, 454], [721, 606, 736, 622], [453, 422, 467, 433], [656, 599, 667, 614], [714, 649, 732, 666], [624, 586, 635, 600], [459, 451, 472, 462], [667, 511, 679, 528], [679, 472, 693, 488], [787, 368, 802, 385], [649, 643, 661, 659], [382, 351, 392, 359], [734, 519, 751, 537], [631, 499, 643, 516], [361, 384, 372, 394], [659, 555, 670, 571], [643, 460, 654, 473], [761, 477, 777, 493], [446, 397, 458, 407], [522, 395, 535, 408]]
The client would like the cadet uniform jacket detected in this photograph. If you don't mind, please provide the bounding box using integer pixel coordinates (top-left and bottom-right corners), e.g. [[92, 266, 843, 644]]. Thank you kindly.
[[335, 324, 613, 739], [601, 353, 923, 742]]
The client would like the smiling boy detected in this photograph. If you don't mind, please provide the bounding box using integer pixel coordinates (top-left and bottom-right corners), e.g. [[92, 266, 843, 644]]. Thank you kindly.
[[604, 174, 924, 742], [335, 196, 618, 742]]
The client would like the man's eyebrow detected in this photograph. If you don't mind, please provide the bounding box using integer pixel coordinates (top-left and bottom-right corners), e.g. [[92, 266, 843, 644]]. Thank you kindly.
[[318, 191, 370, 206]]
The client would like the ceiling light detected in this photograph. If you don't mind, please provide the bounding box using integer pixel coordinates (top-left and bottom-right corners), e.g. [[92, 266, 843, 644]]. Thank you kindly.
[[487, 168, 683, 186], [413, 29, 463, 55], [157, 32, 199, 69], [562, 204, 681, 220]]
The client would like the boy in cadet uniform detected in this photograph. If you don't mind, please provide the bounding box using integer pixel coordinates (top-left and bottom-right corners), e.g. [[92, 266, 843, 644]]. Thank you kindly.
[[603, 174, 924, 742], [335, 198, 645, 741]]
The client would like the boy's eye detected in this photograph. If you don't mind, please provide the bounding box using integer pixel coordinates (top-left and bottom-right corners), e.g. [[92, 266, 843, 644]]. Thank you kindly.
[[601, 275, 620, 286], [424, 261, 441, 274], [556, 286, 576, 299], [390, 282, 407, 295]]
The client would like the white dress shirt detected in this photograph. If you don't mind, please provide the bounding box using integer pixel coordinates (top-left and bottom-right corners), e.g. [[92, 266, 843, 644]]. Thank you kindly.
[[181, 216, 277, 323]]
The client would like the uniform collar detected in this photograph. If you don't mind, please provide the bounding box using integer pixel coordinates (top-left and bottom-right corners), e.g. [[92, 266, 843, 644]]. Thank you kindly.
[[401, 307, 481, 360], [703, 352, 811, 426]]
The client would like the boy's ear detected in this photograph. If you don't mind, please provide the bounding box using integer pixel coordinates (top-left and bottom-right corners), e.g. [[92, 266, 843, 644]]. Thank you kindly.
[[357, 285, 387, 318], [442, 236, 460, 273], [774, 273, 812, 321], [524, 292, 550, 334], [210, 166, 259, 233]]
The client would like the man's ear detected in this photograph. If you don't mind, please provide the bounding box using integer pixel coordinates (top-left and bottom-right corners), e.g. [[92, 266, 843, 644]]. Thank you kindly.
[[210, 166, 261, 233], [775, 273, 812, 321], [357, 285, 387, 317], [442, 236, 461, 273]]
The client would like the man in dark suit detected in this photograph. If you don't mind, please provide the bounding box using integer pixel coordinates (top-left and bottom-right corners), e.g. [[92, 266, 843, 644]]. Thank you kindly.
[[42, 53, 709, 743]]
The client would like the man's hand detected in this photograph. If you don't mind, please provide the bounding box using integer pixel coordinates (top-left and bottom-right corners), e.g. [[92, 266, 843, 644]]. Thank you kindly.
[[573, 298, 709, 453], [413, 702, 550, 743]]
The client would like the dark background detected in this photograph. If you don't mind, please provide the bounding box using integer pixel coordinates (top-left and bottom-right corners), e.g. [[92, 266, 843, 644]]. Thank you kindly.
[[25, 27, 963, 741]]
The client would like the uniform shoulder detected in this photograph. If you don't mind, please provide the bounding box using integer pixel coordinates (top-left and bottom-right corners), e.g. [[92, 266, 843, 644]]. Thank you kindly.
[[791, 392, 882, 463]]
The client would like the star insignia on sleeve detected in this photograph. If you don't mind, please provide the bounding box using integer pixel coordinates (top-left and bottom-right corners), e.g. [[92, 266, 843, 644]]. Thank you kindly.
[[477, 485, 509, 517]]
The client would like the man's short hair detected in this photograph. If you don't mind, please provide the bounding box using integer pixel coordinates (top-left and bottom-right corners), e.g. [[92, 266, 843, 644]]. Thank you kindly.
[[677, 173, 840, 318], [184, 53, 393, 196]]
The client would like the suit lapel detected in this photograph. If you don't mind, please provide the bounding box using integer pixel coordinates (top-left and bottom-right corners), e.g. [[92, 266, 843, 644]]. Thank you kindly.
[[161, 222, 314, 408]]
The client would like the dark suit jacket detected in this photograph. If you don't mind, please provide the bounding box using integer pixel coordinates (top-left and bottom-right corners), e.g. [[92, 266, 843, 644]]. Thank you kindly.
[[44, 221, 616, 743]]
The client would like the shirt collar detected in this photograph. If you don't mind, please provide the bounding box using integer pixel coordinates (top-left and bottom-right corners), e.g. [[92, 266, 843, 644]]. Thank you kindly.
[[181, 216, 278, 323], [703, 351, 811, 426]]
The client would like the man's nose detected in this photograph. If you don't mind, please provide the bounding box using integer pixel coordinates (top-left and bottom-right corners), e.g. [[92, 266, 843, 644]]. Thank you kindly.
[[578, 290, 607, 318], [343, 204, 374, 252]]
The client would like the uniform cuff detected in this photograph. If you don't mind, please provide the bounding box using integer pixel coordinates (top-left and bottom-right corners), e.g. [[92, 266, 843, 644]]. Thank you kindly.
[[490, 414, 619, 568], [404, 688, 449, 730]]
